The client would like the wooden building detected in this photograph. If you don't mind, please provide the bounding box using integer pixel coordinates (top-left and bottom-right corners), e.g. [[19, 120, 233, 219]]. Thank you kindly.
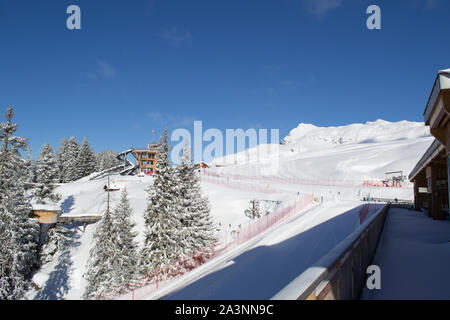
[[195, 161, 209, 169], [409, 69, 450, 220], [132, 143, 160, 174], [29, 204, 61, 242], [30, 208, 59, 224]]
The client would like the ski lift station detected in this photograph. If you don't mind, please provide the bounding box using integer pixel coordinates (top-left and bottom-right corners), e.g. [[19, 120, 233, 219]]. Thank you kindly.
[[409, 69, 450, 220]]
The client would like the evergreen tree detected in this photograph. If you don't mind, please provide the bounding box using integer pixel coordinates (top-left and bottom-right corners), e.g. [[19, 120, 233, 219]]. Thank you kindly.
[[34, 143, 60, 204], [96, 150, 121, 172], [66, 137, 79, 182], [110, 189, 138, 287], [40, 224, 71, 265], [176, 145, 216, 254], [84, 189, 138, 299], [0, 106, 39, 300], [83, 212, 115, 299], [140, 128, 184, 274], [75, 138, 96, 179], [21, 148, 36, 184], [56, 138, 69, 183]]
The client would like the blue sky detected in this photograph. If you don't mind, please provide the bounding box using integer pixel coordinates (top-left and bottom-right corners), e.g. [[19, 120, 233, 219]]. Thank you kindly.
[[0, 0, 449, 157]]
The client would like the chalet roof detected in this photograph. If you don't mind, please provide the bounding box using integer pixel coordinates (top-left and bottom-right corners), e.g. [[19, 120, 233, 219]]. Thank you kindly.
[[408, 139, 445, 180], [424, 68, 450, 123]]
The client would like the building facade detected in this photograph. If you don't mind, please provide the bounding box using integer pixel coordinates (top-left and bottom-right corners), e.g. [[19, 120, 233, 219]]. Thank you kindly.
[[132, 143, 160, 174], [409, 69, 450, 220]]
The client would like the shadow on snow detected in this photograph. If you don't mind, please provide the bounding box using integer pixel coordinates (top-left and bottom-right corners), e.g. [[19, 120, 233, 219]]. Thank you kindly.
[[163, 203, 384, 300]]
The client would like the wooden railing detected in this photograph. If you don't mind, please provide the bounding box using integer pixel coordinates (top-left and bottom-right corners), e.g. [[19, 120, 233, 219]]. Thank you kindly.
[[272, 203, 389, 300]]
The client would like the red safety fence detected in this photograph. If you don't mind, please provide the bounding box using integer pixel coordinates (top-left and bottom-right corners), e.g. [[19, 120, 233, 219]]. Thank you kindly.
[[200, 174, 292, 195], [98, 193, 317, 300], [359, 203, 370, 225], [97, 245, 216, 300], [217, 193, 316, 253], [201, 170, 412, 189]]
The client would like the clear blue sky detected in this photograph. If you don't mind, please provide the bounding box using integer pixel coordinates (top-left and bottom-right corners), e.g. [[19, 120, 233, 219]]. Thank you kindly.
[[0, 0, 449, 157]]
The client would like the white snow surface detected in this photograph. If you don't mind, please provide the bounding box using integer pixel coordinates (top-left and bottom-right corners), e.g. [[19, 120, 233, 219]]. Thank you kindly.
[[145, 201, 384, 300], [28, 119, 433, 300], [211, 119, 432, 182], [361, 207, 450, 300]]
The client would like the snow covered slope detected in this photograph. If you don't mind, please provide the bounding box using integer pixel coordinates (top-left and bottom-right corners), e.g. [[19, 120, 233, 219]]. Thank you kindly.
[[29, 119, 433, 300], [28, 174, 296, 299], [211, 119, 432, 182], [283, 120, 428, 150], [157, 201, 384, 300]]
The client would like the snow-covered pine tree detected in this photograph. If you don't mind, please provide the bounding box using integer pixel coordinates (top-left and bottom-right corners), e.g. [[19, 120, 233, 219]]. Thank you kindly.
[[176, 144, 216, 255], [0, 106, 39, 300], [56, 138, 69, 183], [140, 128, 184, 275], [24, 148, 36, 184], [66, 136, 80, 182], [95, 151, 106, 172], [84, 188, 139, 299], [96, 150, 121, 172], [40, 224, 71, 265], [83, 210, 116, 299], [75, 138, 96, 179], [110, 189, 138, 288], [34, 143, 61, 204]]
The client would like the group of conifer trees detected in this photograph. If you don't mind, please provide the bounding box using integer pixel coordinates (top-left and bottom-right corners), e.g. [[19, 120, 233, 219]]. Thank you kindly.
[[28, 137, 122, 206], [0, 106, 216, 300], [0, 107, 40, 299], [83, 129, 216, 299], [31, 137, 121, 191]]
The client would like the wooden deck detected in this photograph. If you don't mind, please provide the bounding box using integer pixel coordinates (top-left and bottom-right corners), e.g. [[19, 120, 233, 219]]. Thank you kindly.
[[57, 215, 102, 224]]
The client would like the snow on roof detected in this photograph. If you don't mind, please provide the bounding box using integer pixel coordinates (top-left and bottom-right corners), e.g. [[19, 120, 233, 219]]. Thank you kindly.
[[31, 203, 60, 211], [437, 69, 450, 88], [424, 69, 450, 122]]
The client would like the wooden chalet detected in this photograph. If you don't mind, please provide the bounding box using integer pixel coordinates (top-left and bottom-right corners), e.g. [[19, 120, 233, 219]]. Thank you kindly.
[[409, 69, 450, 220]]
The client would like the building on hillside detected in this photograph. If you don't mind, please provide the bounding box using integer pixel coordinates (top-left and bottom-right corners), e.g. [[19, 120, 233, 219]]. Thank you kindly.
[[117, 143, 161, 175], [132, 143, 161, 174], [409, 69, 450, 220], [30, 204, 60, 224], [195, 161, 209, 169]]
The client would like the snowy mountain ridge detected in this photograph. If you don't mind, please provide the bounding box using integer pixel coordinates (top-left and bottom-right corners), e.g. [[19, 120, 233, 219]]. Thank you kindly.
[[282, 119, 430, 151], [211, 119, 433, 182]]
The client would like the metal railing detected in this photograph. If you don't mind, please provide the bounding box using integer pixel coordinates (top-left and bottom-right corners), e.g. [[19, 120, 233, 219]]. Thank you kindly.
[[272, 203, 389, 300]]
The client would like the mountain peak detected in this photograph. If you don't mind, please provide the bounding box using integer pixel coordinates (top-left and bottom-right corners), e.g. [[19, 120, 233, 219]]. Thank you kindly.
[[282, 119, 429, 150]]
